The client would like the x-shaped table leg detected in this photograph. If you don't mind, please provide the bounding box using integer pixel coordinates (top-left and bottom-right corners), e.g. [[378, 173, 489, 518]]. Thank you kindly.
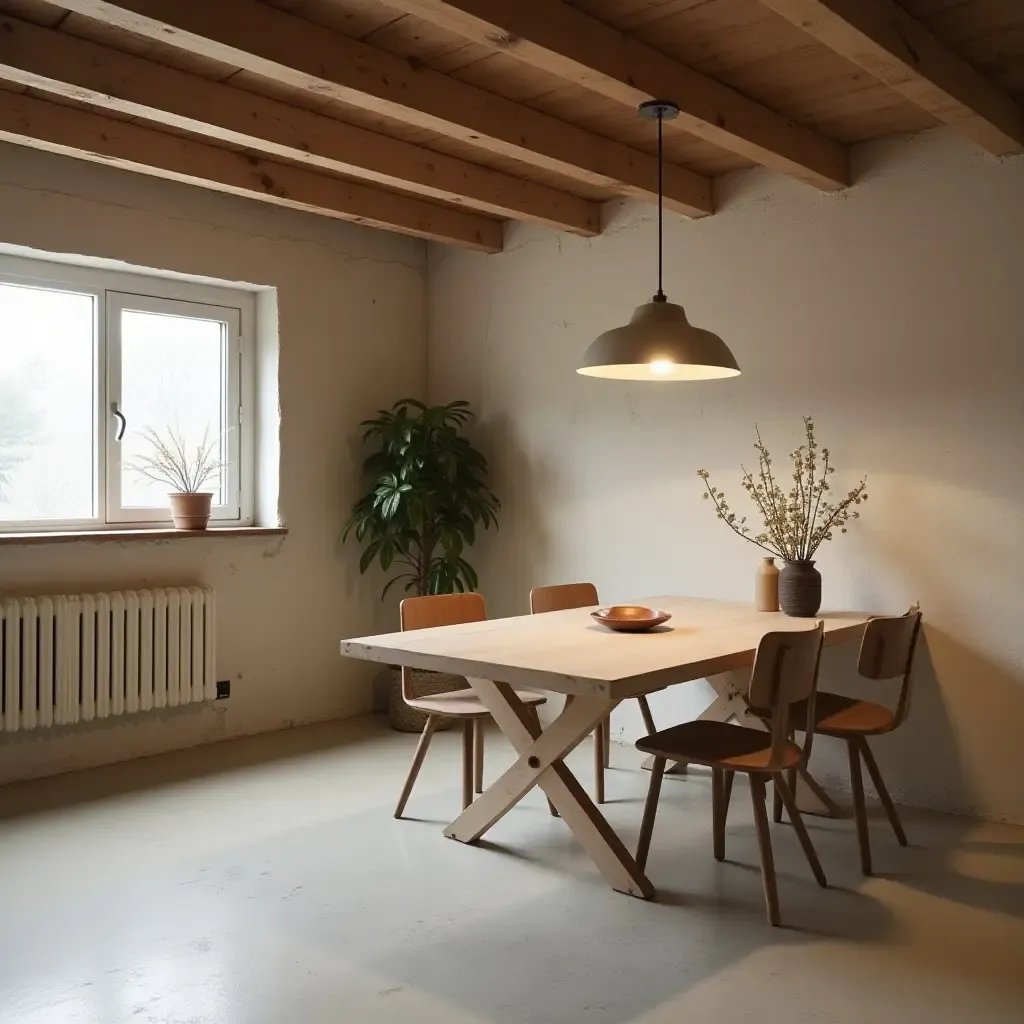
[[443, 678, 654, 900]]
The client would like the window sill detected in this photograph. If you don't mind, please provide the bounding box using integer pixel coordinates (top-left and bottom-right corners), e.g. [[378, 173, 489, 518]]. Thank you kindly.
[[0, 526, 287, 547]]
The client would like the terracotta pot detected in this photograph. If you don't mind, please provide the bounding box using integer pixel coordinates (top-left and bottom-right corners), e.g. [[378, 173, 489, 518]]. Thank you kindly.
[[779, 560, 822, 617], [168, 491, 213, 530]]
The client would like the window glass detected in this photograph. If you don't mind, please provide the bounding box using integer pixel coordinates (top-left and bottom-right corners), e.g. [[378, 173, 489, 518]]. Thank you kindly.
[[0, 282, 95, 522], [118, 308, 227, 507]]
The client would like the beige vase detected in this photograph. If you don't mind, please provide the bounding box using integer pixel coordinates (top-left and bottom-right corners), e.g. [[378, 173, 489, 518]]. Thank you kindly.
[[168, 491, 213, 530], [755, 556, 780, 612]]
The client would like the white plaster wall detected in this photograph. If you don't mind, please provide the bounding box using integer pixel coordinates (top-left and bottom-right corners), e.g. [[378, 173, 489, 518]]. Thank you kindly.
[[0, 143, 425, 784], [427, 129, 1024, 824]]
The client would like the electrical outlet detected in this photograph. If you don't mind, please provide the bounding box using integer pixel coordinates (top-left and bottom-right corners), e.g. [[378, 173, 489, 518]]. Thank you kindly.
[[216, 680, 231, 700]]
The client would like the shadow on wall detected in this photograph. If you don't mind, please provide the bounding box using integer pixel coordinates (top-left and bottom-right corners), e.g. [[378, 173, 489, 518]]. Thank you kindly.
[[473, 413, 553, 619], [812, 626, 1024, 823]]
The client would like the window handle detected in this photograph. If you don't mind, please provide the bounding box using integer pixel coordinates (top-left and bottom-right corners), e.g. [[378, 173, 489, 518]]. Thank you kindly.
[[111, 403, 127, 442]]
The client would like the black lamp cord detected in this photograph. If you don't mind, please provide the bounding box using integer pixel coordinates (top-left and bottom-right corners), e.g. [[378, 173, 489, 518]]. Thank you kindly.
[[655, 108, 666, 303]]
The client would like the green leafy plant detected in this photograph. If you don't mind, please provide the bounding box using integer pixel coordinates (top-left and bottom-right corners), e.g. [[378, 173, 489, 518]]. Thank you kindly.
[[343, 399, 499, 597], [127, 425, 224, 494], [697, 416, 867, 562]]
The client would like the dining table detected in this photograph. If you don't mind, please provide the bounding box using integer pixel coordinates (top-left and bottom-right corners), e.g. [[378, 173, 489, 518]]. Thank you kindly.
[[340, 595, 870, 899]]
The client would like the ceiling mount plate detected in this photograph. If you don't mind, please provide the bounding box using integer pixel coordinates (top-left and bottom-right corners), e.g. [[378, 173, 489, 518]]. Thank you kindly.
[[638, 100, 680, 121]]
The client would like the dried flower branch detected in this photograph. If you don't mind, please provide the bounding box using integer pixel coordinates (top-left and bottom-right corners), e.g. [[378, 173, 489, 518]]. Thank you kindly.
[[697, 417, 866, 562], [127, 426, 225, 494]]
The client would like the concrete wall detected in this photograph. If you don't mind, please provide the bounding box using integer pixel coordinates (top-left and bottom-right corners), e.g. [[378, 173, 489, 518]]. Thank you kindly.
[[427, 129, 1024, 824], [0, 143, 425, 784]]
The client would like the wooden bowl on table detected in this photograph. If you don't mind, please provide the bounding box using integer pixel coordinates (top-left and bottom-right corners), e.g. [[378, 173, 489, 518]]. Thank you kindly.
[[590, 606, 672, 632]]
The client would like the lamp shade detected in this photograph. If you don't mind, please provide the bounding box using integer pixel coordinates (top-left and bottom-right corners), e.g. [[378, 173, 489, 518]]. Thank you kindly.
[[577, 299, 741, 381]]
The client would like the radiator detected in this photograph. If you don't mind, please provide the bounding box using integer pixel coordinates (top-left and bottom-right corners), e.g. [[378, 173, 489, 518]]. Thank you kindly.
[[0, 587, 216, 733]]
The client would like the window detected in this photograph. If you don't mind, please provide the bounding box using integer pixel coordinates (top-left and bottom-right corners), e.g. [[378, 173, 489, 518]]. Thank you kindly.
[[0, 255, 254, 531]]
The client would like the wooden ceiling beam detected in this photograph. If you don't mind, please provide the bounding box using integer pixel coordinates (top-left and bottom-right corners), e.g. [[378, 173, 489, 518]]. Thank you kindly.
[[55, 0, 714, 218], [0, 91, 504, 251], [0, 15, 598, 236], [382, 0, 849, 191], [760, 0, 1023, 155]]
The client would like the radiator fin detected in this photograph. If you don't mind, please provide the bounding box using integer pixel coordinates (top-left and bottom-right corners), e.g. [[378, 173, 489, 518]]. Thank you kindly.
[[0, 587, 216, 733]]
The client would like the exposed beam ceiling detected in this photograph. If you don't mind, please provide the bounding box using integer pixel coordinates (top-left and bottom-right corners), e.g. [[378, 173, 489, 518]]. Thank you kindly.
[[761, 0, 1024, 156], [55, 0, 715, 218], [0, 91, 504, 251], [0, 14, 599, 236], [381, 0, 849, 191]]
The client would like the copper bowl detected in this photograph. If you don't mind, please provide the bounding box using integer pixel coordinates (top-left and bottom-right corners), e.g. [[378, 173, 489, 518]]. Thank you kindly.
[[590, 605, 672, 632]]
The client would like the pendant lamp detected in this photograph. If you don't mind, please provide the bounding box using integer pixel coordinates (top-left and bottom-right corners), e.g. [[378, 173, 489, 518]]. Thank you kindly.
[[577, 101, 740, 382]]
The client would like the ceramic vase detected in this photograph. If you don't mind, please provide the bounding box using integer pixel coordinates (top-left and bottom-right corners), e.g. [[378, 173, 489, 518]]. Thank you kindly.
[[755, 557, 780, 612], [779, 560, 822, 617]]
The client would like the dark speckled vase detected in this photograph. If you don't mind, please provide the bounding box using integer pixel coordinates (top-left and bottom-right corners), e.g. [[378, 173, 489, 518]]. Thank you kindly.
[[779, 560, 821, 617]]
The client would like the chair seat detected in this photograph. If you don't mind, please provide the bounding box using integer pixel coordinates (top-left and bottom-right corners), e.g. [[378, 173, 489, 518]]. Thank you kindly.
[[636, 720, 801, 772], [406, 688, 546, 719], [803, 692, 896, 735], [748, 691, 896, 736]]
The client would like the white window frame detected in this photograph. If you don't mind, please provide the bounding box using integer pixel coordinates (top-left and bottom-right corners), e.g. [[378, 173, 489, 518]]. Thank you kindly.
[[0, 254, 255, 532]]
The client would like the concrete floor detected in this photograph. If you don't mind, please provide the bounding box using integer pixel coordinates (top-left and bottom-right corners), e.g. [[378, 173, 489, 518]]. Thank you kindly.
[[1, 717, 1022, 1024]]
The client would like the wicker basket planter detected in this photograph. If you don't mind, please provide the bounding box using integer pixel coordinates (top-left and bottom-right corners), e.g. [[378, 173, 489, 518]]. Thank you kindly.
[[388, 667, 466, 732]]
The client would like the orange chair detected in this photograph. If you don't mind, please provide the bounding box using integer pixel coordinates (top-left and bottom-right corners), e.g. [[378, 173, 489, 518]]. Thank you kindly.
[[393, 593, 547, 819], [635, 623, 826, 926], [529, 583, 659, 804], [781, 606, 922, 875]]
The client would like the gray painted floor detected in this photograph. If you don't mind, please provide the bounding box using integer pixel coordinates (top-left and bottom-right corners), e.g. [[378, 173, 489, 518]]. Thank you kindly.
[[1, 716, 1022, 1024]]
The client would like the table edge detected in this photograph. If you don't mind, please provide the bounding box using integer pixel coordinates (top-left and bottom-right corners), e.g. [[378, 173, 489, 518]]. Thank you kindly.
[[340, 616, 867, 699]]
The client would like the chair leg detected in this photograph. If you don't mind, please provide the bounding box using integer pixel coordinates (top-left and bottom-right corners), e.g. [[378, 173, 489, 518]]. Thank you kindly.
[[473, 718, 485, 794], [848, 738, 873, 876], [637, 694, 656, 735], [394, 715, 438, 819], [462, 719, 475, 811], [859, 738, 907, 847], [526, 706, 559, 817], [636, 756, 666, 871], [603, 713, 612, 768], [773, 731, 796, 824], [594, 718, 606, 805], [776, 774, 827, 887], [722, 769, 734, 825], [750, 774, 780, 927], [712, 767, 726, 861]]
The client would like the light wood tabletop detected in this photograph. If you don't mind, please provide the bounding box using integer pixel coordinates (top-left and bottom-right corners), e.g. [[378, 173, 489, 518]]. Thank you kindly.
[[342, 596, 868, 698], [341, 596, 871, 899]]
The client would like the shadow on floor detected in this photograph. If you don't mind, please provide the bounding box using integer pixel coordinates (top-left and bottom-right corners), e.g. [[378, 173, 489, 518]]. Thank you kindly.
[[0, 716, 383, 820]]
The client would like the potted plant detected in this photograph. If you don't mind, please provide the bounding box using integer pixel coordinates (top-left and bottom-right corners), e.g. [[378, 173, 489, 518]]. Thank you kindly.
[[343, 399, 499, 729], [128, 426, 224, 530], [697, 417, 867, 616]]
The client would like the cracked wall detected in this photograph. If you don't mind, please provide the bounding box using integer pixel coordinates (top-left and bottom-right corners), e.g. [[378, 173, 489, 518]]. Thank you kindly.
[[0, 142, 426, 783]]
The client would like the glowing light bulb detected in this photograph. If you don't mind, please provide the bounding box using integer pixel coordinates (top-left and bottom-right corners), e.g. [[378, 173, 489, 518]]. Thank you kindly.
[[649, 359, 675, 376]]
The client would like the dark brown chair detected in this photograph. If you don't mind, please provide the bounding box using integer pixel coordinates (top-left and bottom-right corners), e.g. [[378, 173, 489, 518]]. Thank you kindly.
[[779, 606, 922, 875], [529, 583, 659, 804], [393, 593, 547, 819], [635, 622, 826, 926]]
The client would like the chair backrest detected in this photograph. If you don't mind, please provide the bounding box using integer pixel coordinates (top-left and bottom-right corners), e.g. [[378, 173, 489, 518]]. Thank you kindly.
[[857, 604, 922, 728], [747, 622, 825, 769], [398, 593, 486, 703], [529, 582, 599, 614]]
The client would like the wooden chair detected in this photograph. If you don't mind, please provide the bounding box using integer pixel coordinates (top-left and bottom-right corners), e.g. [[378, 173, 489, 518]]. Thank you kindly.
[[777, 606, 922, 876], [393, 593, 548, 819], [529, 583, 659, 805], [635, 622, 826, 926]]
